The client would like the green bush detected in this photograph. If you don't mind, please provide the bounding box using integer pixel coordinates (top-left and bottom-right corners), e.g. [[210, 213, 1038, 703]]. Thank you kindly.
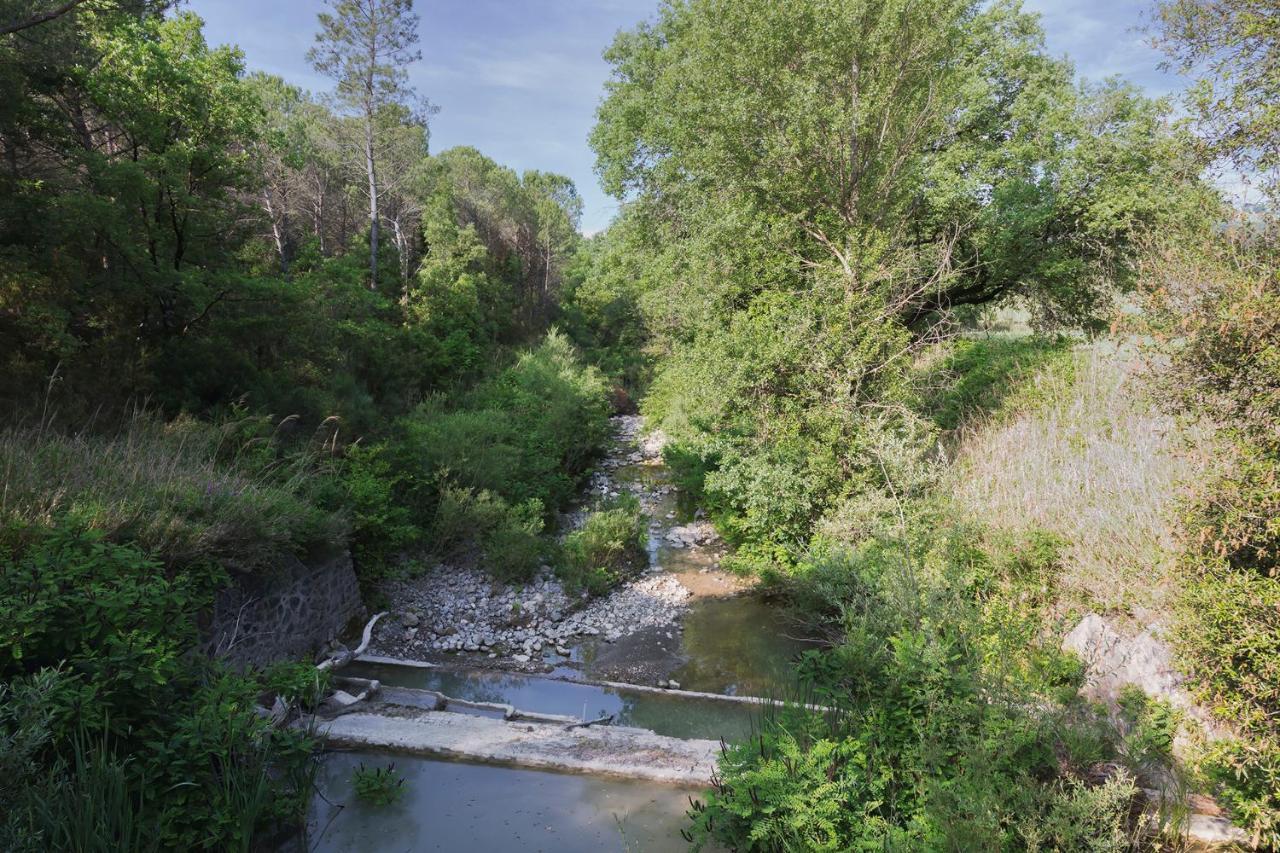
[[316, 442, 420, 580], [1117, 684, 1178, 774], [1144, 235, 1280, 844], [375, 331, 610, 582], [400, 331, 610, 513], [559, 495, 647, 595], [0, 525, 318, 849], [425, 484, 546, 582], [693, 522, 1130, 850]]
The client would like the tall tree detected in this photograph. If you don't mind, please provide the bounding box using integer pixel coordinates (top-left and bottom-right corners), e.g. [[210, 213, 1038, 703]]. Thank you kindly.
[[1152, 0, 1280, 201], [308, 0, 422, 288]]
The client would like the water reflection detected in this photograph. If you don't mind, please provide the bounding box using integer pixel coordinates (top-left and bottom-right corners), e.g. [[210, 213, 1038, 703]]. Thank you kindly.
[[307, 752, 708, 853]]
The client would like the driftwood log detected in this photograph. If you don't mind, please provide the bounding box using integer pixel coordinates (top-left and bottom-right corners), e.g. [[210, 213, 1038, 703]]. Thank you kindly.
[[317, 611, 387, 672]]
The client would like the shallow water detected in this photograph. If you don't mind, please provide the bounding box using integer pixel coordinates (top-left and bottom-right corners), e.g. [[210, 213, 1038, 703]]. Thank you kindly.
[[670, 596, 812, 696], [306, 752, 707, 853], [317, 428, 811, 850], [342, 660, 760, 742], [582, 461, 814, 694]]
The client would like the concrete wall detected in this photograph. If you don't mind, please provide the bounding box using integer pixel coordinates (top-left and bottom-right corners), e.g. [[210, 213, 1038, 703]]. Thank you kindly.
[[201, 550, 364, 669]]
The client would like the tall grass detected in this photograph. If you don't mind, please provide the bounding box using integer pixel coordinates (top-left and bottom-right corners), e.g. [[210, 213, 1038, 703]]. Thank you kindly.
[[949, 343, 1213, 616], [0, 411, 344, 574]]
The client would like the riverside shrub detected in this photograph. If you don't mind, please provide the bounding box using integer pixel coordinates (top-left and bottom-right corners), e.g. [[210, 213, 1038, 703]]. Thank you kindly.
[[361, 331, 611, 581], [1142, 230, 1280, 845], [0, 524, 318, 850], [692, 524, 1136, 850], [559, 495, 647, 595]]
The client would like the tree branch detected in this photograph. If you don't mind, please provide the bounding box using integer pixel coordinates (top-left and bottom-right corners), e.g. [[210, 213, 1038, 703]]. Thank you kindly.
[[1, 0, 91, 36]]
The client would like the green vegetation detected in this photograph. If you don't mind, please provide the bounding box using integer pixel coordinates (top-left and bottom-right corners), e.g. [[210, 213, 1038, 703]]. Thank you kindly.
[[919, 335, 1075, 432], [559, 496, 648, 595], [352, 762, 407, 807], [2, 0, 1278, 846], [0, 525, 317, 850], [0, 414, 343, 574], [584, 0, 1276, 847], [0, 0, 607, 846], [691, 521, 1139, 851], [1139, 232, 1280, 844]]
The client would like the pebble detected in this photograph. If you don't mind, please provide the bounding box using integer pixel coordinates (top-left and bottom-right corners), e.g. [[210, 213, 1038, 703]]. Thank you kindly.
[[367, 415, 697, 664]]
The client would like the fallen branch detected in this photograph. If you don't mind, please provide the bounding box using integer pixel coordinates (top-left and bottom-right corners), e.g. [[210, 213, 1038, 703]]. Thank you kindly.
[[317, 611, 387, 672], [564, 713, 615, 731]]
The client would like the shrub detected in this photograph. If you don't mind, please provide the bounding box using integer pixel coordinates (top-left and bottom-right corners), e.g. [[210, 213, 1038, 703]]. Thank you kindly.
[[559, 495, 647, 595], [315, 442, 420, 579], [352, 762, 406, 806], [1141, 231, 1280, 844], [694, 522, 1128, 851], [385, 331, 611, 582], [643, 289, 929, 569], [0, 524, 319, 849], [1117, 684, 1178, 775], [399, 331, 610, 515], [426, 485, 546, 583]]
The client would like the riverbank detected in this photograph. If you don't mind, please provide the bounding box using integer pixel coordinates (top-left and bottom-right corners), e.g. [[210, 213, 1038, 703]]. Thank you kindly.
[[364, 415, 790, 689]]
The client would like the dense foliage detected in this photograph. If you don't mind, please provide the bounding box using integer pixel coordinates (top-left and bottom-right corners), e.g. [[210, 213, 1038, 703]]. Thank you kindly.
[[0, 525, 317, 850], [588, 0, 1201, 578], [1140, 229, 1280, 844], [3, 0, 1278, 847], [0, 1, 608, 846], [690, 521, 1142, 850]]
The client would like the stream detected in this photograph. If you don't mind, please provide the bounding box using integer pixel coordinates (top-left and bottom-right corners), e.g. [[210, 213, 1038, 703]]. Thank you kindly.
[[303, 417, 811, 851]]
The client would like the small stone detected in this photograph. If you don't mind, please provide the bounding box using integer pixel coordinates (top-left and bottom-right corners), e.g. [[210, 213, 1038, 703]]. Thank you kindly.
[[513, 653, 530, 663], [668, 679, 681, 690]]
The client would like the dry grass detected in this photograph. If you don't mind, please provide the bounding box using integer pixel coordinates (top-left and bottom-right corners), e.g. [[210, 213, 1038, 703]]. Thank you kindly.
[[0, 413, 344, 573], [949, 341, 1214, 617]]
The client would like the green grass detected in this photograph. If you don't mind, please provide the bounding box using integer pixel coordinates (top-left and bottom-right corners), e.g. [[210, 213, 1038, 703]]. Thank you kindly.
[[0, 413, 344, 574], [918, 335, 1075, 432]]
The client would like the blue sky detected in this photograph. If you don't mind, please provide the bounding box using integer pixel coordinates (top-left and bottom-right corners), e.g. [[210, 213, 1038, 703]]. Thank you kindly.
[[190, 0, 1182, 234]]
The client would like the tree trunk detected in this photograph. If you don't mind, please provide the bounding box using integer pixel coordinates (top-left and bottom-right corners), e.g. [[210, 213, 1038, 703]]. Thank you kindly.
[[262, 187, 288, 273], [392, 215, 410, 288], [364, 118, 379, 289], [312, 173, 326, 255]]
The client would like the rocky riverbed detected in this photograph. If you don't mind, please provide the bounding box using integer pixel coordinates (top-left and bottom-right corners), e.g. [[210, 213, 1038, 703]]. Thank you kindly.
[[366, 415, 738, 673]]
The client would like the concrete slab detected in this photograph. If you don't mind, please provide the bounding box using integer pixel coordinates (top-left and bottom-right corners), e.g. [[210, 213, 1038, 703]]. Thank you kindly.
[[317, 707, 719, 787]]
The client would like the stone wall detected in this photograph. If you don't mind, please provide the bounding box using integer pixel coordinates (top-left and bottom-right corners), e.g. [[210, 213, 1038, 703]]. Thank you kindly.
[[201, 550, 364, 669]]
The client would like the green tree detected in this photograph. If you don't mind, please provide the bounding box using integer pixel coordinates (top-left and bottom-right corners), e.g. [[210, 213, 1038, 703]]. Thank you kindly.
[[594, 0, 1196, 328], [308, 0, 424, 287], [1152, 0, 1280, 200], [0, 9, 264, 406]]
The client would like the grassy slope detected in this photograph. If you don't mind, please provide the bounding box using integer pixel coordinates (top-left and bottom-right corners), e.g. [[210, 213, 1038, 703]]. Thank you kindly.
[[941, 337, 1212, 621], [0, 413, 344, 574]]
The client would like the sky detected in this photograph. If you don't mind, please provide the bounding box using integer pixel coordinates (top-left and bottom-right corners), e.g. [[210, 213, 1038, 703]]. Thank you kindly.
[[189, 0, 1183, 234]]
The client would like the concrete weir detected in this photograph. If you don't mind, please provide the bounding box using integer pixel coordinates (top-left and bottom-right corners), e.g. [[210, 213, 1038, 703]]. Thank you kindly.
[[317, 706, 720, 786]]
